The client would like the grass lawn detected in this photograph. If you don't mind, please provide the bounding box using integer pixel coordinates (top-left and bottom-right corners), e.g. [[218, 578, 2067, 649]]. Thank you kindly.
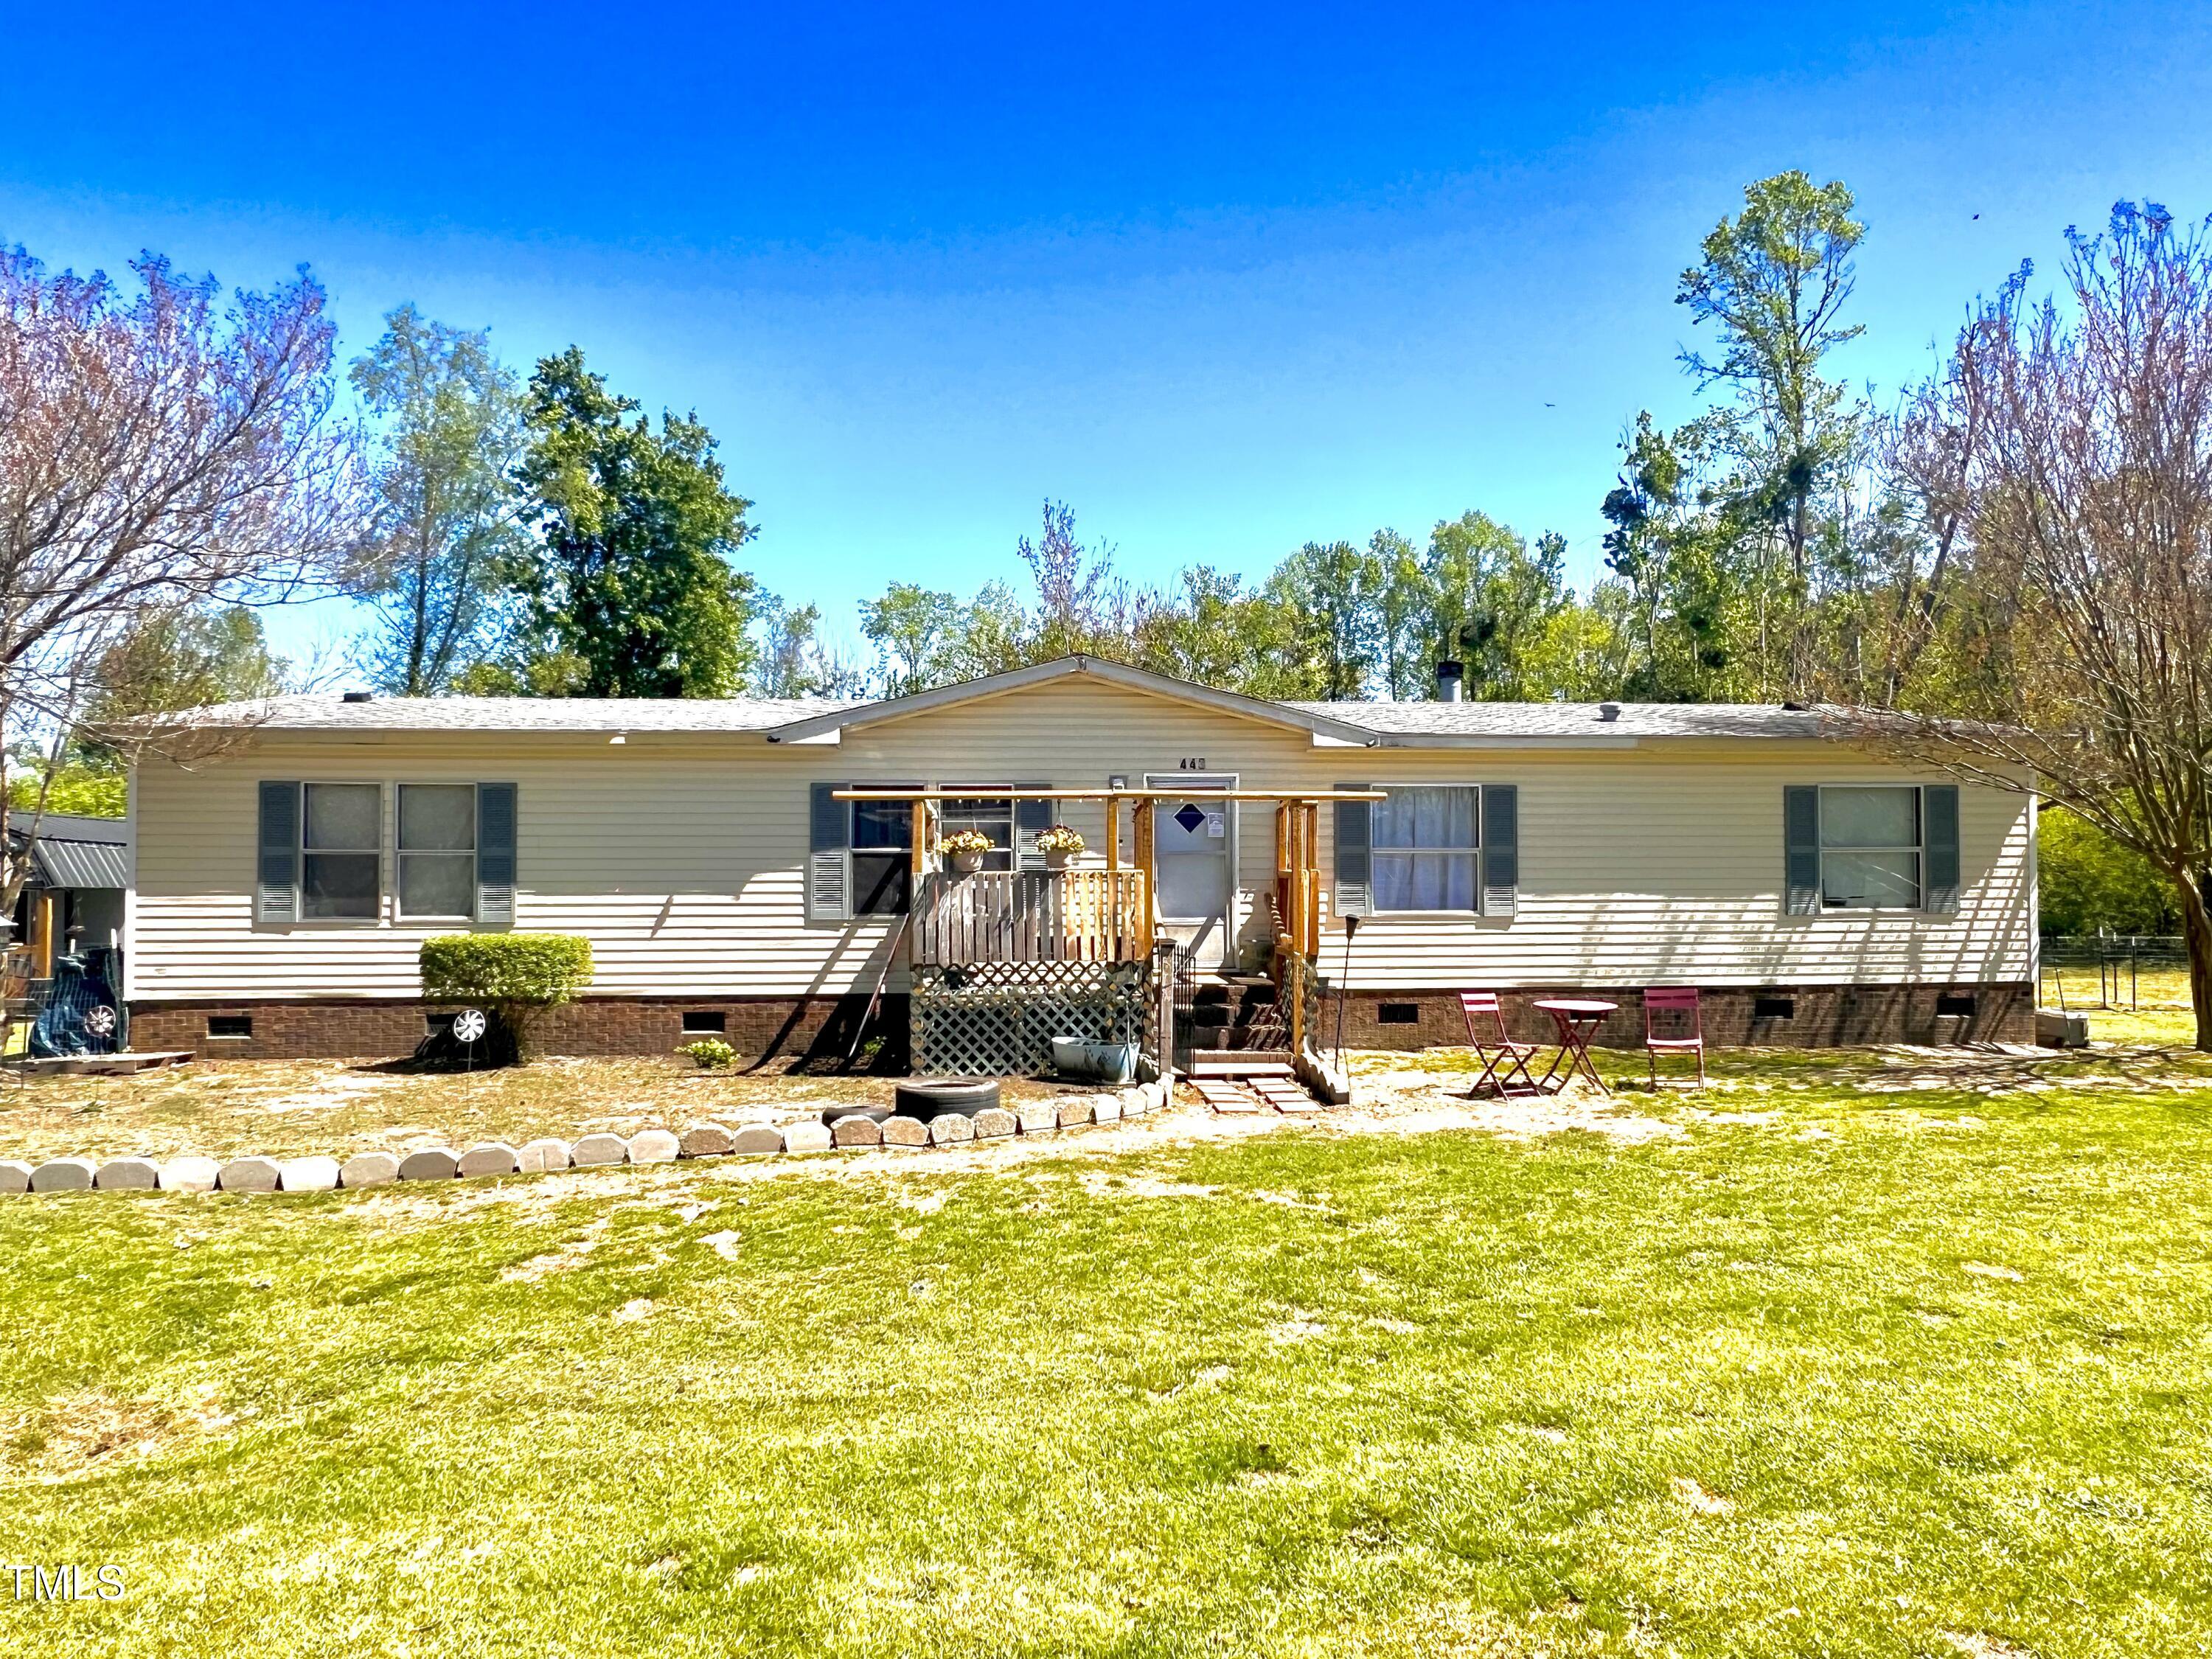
[[7, 1036, 2212, 1656]]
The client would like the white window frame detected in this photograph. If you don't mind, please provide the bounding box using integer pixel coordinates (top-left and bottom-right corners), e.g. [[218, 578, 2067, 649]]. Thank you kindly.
[[396, 782, 479, 924], [936, 786, 1022, 874], [846, 790, 919, 919], [296, 780, 384, 926], [1368, 782, 1483, 917], [1818, 783, 1925, 911]]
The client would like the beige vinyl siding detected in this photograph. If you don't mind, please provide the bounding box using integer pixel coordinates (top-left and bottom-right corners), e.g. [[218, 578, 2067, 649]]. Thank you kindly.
[[127, 676, 2034, 1002]]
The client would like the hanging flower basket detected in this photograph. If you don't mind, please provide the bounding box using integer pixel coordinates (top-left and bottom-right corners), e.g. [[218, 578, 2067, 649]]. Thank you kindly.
[[1034, 824, 1085, 871], [938, 829, 995, 874]]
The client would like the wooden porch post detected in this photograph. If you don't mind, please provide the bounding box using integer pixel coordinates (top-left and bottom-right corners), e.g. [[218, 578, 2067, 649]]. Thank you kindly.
[[1292, 801, 1310, 956], [1133, 800, 1155, 954], [1286, 801, 1307, 1054], [32, 889, 55, 979], [1106, 795, 1121, 872]]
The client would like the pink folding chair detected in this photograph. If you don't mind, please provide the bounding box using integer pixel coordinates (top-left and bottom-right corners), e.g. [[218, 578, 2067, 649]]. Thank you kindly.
[[1644, 987, 1705, 1089], [1459, 992, 1543, 1099]]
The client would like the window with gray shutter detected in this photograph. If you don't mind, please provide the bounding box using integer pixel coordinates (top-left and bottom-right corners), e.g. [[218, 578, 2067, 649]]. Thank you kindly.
[[299, 783, 380, 921], [1480, 784, 1518, 919], [849, 789, 919, 915], [1332, 783, 1371, 919], [1922, 785, 1961, 914], [1790, 783, 1960, 913], [476, 783, 518, 926], [1369, 786, 1479, 912], [807, 782, 850, 921], [257, 781, 300, 924], [1015, 787, 1054, 871], [1784, 786, 1821, 915], [398, 784, 479, 921]]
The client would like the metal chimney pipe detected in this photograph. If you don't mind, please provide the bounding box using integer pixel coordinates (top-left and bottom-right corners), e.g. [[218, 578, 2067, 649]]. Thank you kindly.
[[1434, 659, 1464, 703]]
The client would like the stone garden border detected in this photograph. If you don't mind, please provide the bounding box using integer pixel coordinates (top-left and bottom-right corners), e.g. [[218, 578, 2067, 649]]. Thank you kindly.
[[0, 1081, 1172, 1197]]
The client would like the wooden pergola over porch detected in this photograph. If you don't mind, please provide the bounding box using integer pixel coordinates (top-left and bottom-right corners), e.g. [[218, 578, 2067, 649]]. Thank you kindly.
[[830, 786, 1383, 970]]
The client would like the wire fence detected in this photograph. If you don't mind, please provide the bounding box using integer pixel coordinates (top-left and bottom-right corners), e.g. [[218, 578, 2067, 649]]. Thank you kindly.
[[2039, 935, 2191, 1010]]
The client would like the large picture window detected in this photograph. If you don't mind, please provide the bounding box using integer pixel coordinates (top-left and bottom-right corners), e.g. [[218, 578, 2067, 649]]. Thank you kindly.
[[301, 782, 380, 921], [399, 784, 477, 920], [1820, 785, 1922, 908], [1371, 785, 1480, 913]]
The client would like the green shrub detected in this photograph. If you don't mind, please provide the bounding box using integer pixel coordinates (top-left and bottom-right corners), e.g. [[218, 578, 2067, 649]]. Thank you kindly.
[[681, 1037, 736, 1070], [420, 933, 593, 1060]]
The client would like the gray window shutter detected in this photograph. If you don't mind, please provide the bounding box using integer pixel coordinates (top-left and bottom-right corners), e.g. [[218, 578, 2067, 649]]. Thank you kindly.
[[1923, 784, 1961, 914], [1016, 787, 1054, 871], [476, 783, 518, 927], [1784, 786, 1821, 916], [808, 781, 850, 920], [1333, 783, 1371, 919], [1481, 785, 1518, 919], [257, 781, 299, 924]]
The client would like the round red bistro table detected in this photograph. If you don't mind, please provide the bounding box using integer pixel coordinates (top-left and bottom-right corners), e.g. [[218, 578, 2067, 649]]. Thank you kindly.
[[1530, 998, 1618, 1096]]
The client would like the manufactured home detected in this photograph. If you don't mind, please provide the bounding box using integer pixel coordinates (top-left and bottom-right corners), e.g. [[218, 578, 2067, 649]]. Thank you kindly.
[[123, 655, 2037, 1062]]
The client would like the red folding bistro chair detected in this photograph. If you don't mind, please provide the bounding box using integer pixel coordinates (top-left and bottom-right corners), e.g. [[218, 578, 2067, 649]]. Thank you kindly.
[[1459, 992, 1543, 1099], [1644, 987, 1705, 1089]]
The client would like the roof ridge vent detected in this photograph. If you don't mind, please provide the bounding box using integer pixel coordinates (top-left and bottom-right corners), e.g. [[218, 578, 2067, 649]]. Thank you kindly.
[[341, 690, 375, 703], [1597, 700, 1621, 722]]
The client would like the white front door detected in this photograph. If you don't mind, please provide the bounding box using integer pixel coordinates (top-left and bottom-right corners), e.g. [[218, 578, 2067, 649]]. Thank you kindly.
[[1145, 773, 1237, 970]]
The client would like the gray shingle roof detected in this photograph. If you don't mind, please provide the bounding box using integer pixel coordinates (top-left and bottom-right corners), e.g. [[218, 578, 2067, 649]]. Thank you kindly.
[[167, 694, 870, 733], [1281, 701, 1829, 740], [155, 682, 1828, 745]]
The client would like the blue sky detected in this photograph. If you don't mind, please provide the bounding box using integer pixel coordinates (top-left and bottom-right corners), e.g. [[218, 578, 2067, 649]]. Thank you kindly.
[[4, 1, 2208, 667]]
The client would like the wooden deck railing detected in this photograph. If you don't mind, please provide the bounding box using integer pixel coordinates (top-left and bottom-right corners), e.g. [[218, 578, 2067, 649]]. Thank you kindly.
[[912, 869, 1154, 965]]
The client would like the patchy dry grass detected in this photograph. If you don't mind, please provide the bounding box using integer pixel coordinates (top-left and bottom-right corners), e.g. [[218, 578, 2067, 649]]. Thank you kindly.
[[0, 1055, 1088, 1165], [6, 1049, 2212, 1655]]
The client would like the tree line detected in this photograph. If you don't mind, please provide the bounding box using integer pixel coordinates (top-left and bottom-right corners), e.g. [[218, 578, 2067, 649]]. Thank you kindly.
[[312, 171, 1916, 708], [7, 175, 2212, 1039], [10, 170, 1975, 717]]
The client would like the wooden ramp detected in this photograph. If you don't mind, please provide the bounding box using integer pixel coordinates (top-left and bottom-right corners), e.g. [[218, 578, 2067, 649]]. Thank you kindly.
[[1189, 1047, 1331, 1113]]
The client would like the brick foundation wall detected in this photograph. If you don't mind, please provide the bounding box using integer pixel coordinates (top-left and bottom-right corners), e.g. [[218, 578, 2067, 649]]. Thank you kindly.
[[1318, 982, 2037, 1051], [127, 995, 911, 1068], [132, 980, 2034, 1062]]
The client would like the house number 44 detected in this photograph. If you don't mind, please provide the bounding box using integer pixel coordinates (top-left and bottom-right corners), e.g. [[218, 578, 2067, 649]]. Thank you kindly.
[[1177, 757, 1208, 770]]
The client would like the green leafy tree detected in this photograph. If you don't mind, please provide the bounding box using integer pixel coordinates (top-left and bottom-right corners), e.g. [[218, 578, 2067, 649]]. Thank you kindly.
[[941, 582, 1030, 681], [751, 597, 863, 698], [1600, 414, 1747, 700], [510, 348, 758, 698], [860, 583, 963, 695], [1676, 170, 1870, 689], [1265, 540, 1379, 700], [1425, 512, 1571, 700], [349, 306, 526, 695], [2039, 809, 2180, 938], [86, 605, 288, 724], [20, 604, 290, 818], [1367, 529, 1436, 700], [1525, 581, 1637, 701]]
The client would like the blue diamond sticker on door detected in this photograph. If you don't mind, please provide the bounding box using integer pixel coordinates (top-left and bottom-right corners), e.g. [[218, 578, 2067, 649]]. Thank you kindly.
[[1173, 803, 1208, 833]]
